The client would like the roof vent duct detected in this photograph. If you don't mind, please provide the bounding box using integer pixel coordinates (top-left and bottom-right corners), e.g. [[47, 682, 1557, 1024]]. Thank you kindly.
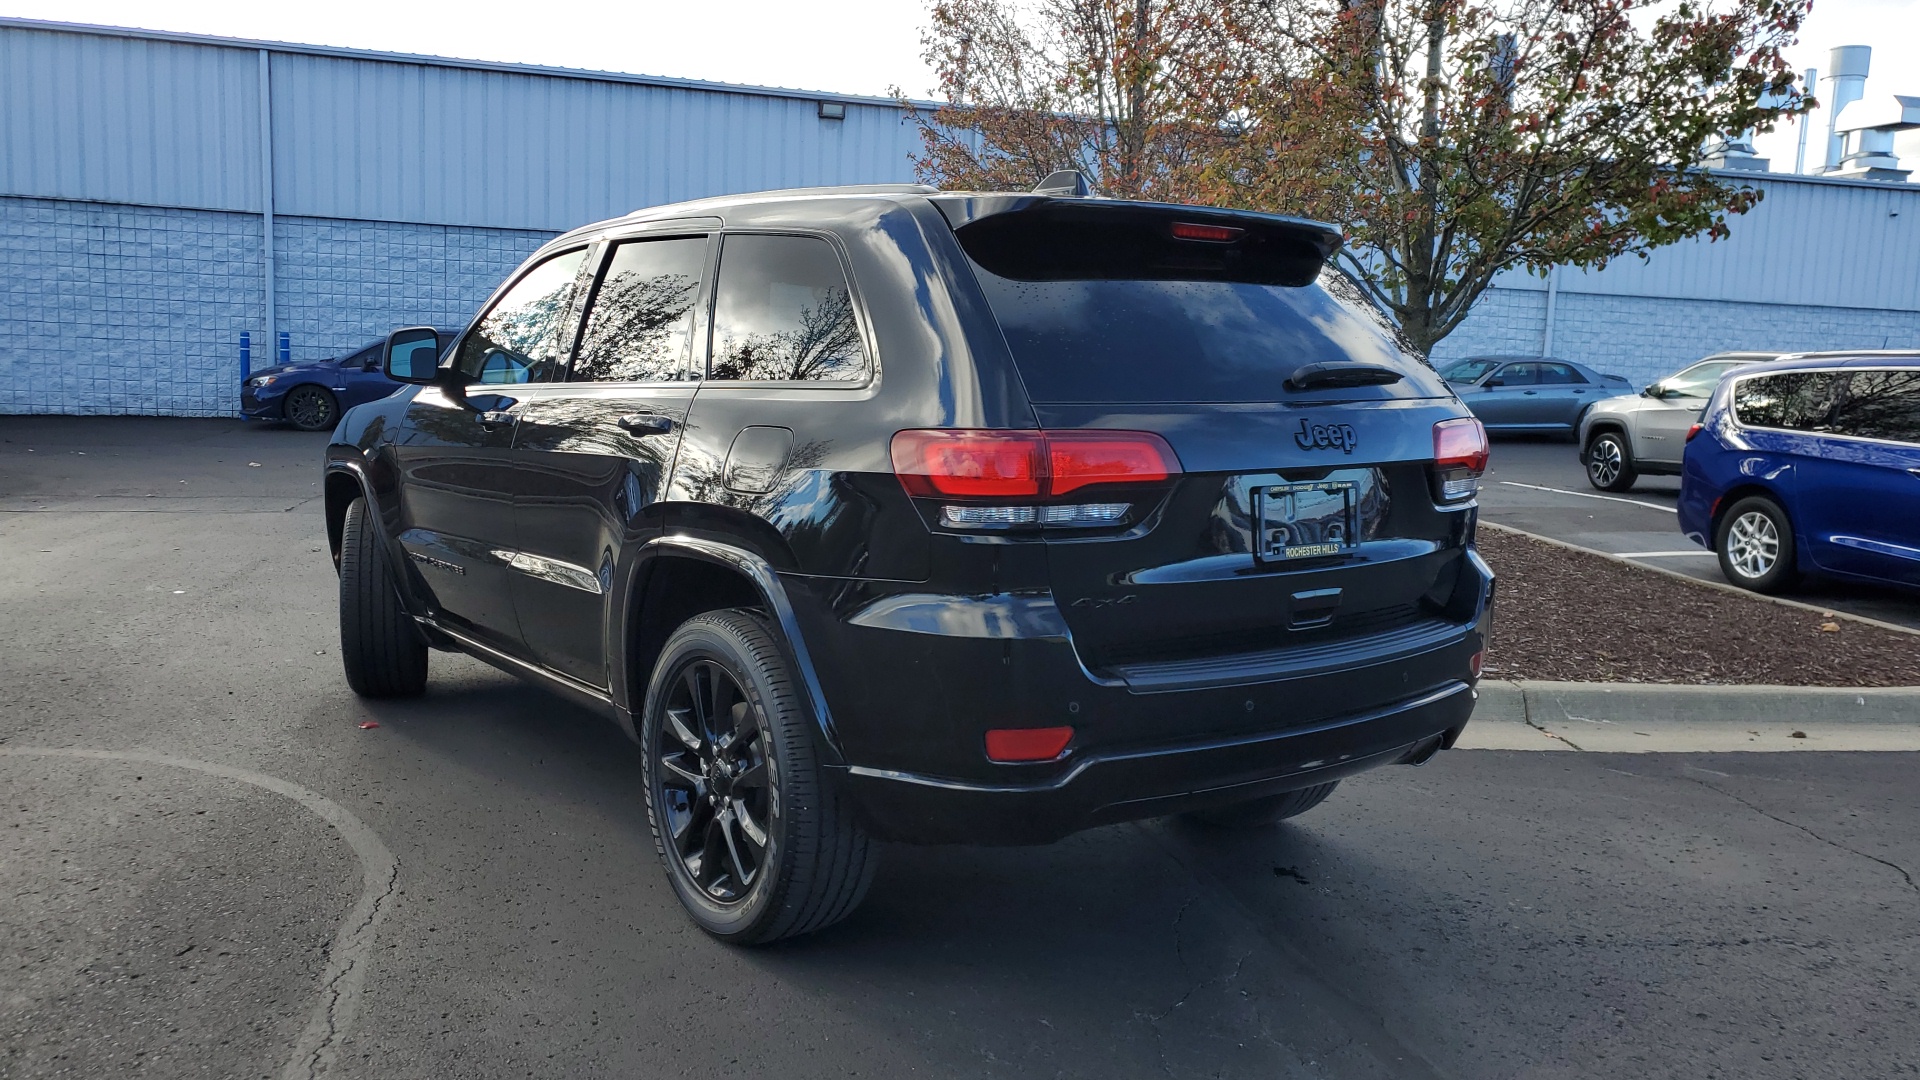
[[1821, 46, 1872, 172]]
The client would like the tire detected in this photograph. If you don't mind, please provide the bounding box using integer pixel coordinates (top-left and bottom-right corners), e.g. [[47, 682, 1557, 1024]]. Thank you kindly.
[[338, 496, 429, 697], [1715, 495, 1798, 594], [1584, 430, 1637, 492], [284, 384, 340, 432], [1179, 781, 1340, 828], [641, 609, 875, 945]]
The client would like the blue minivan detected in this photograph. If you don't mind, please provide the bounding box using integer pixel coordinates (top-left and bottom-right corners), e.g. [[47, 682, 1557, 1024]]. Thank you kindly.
[[1678, 352, 1920, 593]]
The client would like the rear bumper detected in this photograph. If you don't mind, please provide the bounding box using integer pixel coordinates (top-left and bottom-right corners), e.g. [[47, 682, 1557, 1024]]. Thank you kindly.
[[836, 680, 1475, 844], [783, 543, 1494, 845]]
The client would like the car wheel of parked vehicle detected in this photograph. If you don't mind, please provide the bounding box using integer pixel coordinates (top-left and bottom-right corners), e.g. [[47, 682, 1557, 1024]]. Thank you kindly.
[[641, 609, 875, 945], [1584, 431, 1637, 492], [1179, 781, 1339, 828], [1715, 496, 1798, 594], [284, 384, 340, 432], [338, 496, 429, 697]]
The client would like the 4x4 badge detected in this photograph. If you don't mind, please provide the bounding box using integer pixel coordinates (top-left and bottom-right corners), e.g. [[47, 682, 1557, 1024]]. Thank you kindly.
[[1294, 418, 1358, 454]]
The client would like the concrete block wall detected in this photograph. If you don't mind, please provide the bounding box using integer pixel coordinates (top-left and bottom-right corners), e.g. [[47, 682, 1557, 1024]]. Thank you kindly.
[[1, 196, 263, 416], [0, 195, 556, 416], [1436, 284, 1920, 389], [274, 216, 553, 365]]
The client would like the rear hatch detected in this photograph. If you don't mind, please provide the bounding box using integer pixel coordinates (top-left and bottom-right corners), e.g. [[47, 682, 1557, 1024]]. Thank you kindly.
[[938, 197, 1481, 691]]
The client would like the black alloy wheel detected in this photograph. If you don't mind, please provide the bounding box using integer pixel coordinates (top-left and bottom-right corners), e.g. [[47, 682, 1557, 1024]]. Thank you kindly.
[[655, 658, 773, 904], [641, 609, 874, 944], [284, 384, 339, 432]]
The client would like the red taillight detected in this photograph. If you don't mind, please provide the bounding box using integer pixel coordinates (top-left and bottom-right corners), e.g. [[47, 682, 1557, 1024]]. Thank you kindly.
[[891, 429, 1179, 500], [1171, 221, 1244, 242], [1431, 417, 1489, 503], [890, 430, 1044, 498], [1685, 423, 1704, 443], [1434, 417, 1489, 473], [985, 726, 1074, 762]]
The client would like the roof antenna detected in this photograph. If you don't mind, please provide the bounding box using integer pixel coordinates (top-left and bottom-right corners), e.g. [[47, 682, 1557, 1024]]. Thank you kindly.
[[1031, 170, 1093, 197]]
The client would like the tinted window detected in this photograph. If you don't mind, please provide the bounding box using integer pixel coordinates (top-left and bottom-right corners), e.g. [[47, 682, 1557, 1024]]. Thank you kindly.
[[1537, 363, 1584, 385], [1496, 363, 1539, 386], [1831, 369, 1920, 444], [709, 235, 865, 383], [339, 344, 379, 368], [971, 266, 1429, 404], [456, 249, 588, 385], [1732, 372, 1849, 432], [571, 238, 708, 383]]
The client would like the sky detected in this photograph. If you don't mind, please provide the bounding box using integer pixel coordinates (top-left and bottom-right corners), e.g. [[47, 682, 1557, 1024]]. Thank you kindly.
[[1, 0, 1915, 171]]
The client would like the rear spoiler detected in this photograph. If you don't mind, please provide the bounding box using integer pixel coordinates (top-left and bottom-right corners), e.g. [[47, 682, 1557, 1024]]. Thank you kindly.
[[928, 194, 1344, 288]]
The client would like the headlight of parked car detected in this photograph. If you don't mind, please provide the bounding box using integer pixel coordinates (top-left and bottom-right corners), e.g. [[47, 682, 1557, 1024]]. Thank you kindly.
[[248, 375, 277, 387]]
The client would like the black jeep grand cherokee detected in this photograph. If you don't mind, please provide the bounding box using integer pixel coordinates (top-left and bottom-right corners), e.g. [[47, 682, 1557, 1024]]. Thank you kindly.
[[324, 180, 1494, 944]]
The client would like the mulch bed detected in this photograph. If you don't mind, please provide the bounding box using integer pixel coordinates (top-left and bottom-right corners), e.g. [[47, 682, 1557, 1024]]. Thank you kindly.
[[1476, 526, 1920, 687]]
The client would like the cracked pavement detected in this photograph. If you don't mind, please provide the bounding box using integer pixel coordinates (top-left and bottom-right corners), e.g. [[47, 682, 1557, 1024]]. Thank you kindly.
[[2, 417, 1916, 1079]]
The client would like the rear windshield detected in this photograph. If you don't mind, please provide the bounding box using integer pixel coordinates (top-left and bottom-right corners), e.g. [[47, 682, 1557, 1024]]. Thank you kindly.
[[967, 265, 1435, 404]]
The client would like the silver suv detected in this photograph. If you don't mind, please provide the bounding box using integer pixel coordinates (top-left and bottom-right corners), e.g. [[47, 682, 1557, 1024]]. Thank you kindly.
[[1578, 352, 1779, 491]]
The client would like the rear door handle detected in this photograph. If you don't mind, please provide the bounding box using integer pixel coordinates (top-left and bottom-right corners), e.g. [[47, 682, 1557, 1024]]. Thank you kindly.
[[618, 413, 674, 435], [1909, 468, 1920, 478]]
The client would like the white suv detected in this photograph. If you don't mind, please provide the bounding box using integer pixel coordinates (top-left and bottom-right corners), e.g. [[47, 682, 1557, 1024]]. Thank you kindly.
[[1578, 352, 1779, 491]]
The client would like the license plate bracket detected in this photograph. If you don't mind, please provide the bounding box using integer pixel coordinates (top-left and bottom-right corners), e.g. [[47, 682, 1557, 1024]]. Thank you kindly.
[[1256, 481, 1358, 562]]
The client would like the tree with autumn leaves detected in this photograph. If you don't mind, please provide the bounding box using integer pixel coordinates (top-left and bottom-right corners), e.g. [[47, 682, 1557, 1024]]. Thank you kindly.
[[905, 0, 1811, 354]]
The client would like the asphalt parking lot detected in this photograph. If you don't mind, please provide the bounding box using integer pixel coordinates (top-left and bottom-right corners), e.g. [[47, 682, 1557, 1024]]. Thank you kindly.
[[1478, 437, 1920, 630], [3, 417, 1917, 1080]]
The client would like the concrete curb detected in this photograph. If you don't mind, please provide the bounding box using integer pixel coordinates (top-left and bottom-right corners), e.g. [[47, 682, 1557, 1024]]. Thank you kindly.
[[1474, 680, 1920, 726], [1477, 520, 1920, 639]]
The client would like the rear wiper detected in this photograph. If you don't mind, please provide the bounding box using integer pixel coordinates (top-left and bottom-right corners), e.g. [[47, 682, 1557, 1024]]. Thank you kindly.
[[1285, 361, 1405, 391]]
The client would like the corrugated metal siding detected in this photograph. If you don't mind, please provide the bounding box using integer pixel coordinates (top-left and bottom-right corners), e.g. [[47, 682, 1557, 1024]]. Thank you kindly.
[[0, 25, 262, 211], [1492, 175, 1920, 312], [267, 52, 919, 231]]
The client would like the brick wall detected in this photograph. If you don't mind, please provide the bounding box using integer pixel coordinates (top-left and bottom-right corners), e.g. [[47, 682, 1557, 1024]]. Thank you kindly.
[[1436, 284, 1920, 389]]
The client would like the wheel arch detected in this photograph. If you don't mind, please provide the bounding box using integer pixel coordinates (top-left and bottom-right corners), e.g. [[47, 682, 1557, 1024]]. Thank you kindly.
[[618, 537, 844, 764], [1581, 417, 1629, 452], [1711, 482, 1796, 544]]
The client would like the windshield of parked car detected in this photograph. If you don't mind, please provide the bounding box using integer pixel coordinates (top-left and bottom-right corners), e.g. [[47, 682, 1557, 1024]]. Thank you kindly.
[[1658, 361, 1742, 398], [1441, 359, 1500, 383]]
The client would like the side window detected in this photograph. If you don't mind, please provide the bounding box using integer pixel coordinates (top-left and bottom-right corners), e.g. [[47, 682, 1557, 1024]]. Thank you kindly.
[[455, 249, 589, 385], [570, 237, 709, 383], [1831, 370, 1920, 445], [1537, 363, 1584, 385], [1497, 363, 1539, 386], [709, 234, 867, 383], [1732, 372, 1849, 432]]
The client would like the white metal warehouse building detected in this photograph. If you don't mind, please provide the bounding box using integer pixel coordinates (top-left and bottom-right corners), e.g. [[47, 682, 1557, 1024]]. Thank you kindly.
[[2, 17, 1917, 417]]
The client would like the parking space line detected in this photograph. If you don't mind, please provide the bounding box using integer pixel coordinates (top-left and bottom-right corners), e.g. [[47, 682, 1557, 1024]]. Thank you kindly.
[[1496, 481, 1677, 513], [1616, 551, 1715, 558]]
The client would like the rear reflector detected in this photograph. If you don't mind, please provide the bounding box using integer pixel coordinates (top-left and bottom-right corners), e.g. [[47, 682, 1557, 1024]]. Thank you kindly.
[[1685, 423, 1704, 443], [892, 429, 1179, 500], [985, 726, 1074, 762], [1469, 650, 1484, 679], [1171, 221, 1244, 242]]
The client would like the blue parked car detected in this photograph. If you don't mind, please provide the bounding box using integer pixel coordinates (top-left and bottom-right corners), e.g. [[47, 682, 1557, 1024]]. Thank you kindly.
[[1678, 352, 1920, 593], [242, 331, 458, 431]]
